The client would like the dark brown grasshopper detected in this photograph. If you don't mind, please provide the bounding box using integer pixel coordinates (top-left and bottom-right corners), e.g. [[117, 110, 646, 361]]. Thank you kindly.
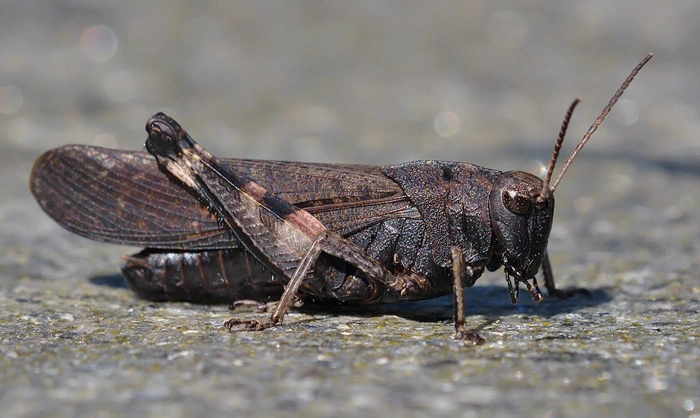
[[30, 54, 652, 344]]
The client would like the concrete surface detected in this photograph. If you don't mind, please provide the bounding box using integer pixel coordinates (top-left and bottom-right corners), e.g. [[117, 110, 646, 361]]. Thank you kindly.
[[0, 2, 698, 417]]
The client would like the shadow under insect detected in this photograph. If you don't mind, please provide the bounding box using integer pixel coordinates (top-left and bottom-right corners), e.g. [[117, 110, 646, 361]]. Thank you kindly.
[[89, 273, 129, 289], [297, 284, 612, 323], [89, 271, 611, 325]]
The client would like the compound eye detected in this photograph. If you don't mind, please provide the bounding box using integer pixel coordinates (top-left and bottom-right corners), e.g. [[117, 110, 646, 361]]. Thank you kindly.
[[502, 189, 533, 215]]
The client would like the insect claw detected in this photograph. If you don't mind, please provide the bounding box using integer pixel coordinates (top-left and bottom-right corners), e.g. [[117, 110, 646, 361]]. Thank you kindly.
[[224, 317, 279, 332], [455, 327, 485, 345], [223, 318, 247, 332]]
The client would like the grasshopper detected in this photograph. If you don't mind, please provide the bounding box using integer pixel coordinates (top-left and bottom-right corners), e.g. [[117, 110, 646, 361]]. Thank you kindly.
[[30, 54, 652, 343]]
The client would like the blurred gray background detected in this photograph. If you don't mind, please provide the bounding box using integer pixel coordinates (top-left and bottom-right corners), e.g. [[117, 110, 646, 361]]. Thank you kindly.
[[1, 1, 698, 418]]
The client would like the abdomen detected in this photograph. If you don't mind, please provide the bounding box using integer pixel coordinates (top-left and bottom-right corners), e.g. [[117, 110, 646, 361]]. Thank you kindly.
[[122, 216, 450, 304], [122, 249, 284, 304]]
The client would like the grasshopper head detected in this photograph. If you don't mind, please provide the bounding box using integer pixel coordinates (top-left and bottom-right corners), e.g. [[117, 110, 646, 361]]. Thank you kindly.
[[484, 52, 652, 304], [489, 171, 553, 303]]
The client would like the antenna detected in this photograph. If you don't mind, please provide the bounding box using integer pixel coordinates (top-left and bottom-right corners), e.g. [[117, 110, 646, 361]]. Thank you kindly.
[[540, 97, 580, 201], [548, 53, 653, 193]]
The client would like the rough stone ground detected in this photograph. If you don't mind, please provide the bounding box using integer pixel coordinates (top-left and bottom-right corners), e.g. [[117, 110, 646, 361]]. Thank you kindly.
[[1, 2, 698, 417]]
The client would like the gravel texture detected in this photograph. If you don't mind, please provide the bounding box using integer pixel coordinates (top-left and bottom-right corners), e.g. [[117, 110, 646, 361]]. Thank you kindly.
[[1, 2, 698, 418]]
